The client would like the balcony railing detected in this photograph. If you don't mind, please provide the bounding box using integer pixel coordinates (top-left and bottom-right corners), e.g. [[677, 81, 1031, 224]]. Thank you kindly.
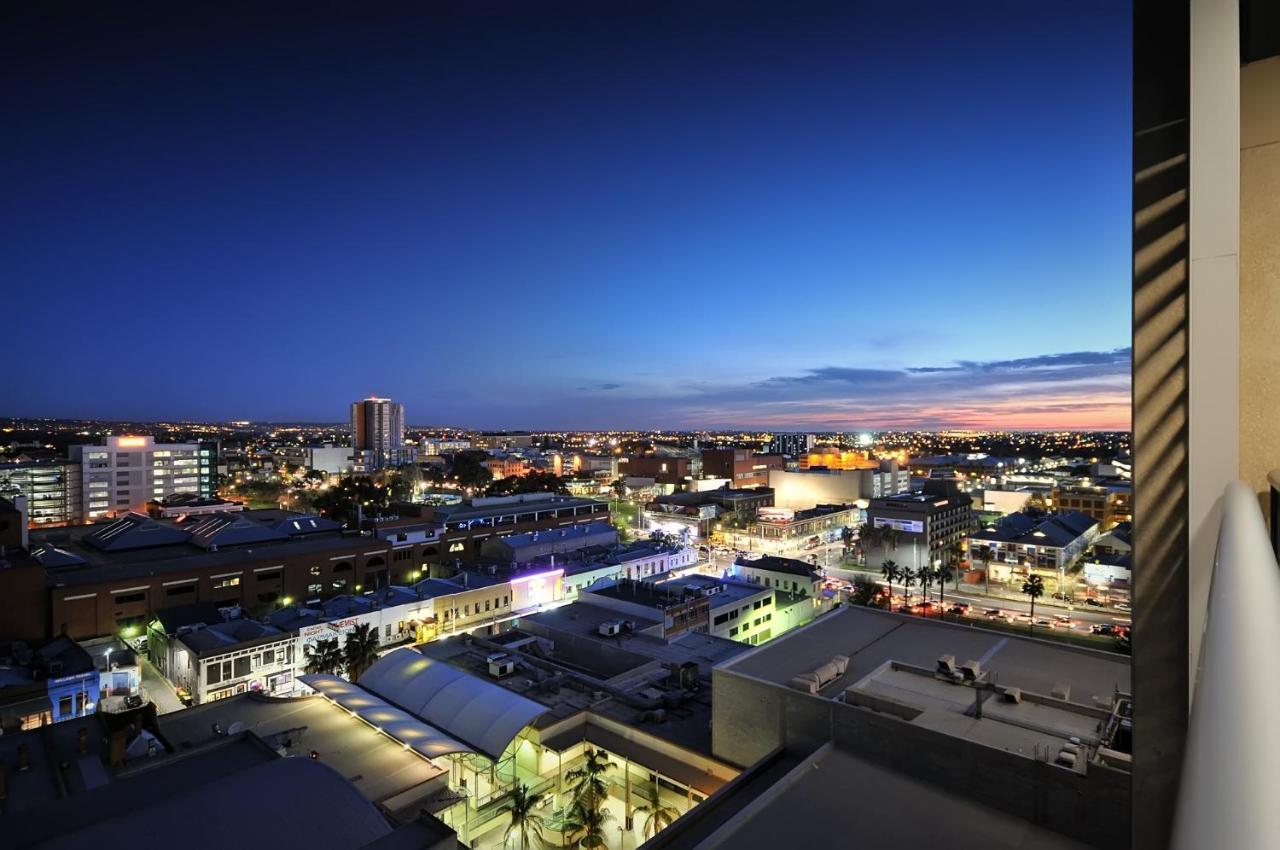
[[1170, 481, 1280, 849]]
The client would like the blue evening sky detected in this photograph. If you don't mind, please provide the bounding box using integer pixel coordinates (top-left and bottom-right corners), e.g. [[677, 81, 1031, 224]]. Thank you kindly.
[[2, 2, 1132, 430]]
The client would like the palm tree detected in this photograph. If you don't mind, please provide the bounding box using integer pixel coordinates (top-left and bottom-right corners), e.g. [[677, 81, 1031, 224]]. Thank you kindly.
[[917, 565, 934, 603], [882, 526, 901, 554], [1022, 574, 1045, 634], [342, 622, 381, 681], [936, 562, 955, 611], [974, 545, 992, 594], [899, 564, 916, 607], [949, 540, 967, 584], [503, 783, 547, 850], [635, 802, 679, 840], [563, 798, 615, 849], [566, 748, 615, 799], [304, 637, 344, 676], [879, 560, 899, 608]]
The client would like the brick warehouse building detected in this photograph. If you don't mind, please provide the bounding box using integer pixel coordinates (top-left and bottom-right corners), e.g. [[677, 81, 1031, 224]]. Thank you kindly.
[[0, 492, 608, 642]]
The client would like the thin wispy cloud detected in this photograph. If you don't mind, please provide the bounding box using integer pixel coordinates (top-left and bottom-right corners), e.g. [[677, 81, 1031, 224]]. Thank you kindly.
[[557, 347, 1132, 431]]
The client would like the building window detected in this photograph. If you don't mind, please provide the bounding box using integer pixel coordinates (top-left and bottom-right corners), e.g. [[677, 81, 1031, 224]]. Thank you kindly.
[[212, 576, 240, 590], [310, 566, 321, 576], [307, 583, 322, 596], [166, 584, 195, 598], [114, 592, 146, 605], [233, 656, 250, 678], [257, 570, 281, 582]]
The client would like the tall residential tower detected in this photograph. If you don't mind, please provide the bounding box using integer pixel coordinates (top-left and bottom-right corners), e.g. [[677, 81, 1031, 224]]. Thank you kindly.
[[350, 396, 406, 469]]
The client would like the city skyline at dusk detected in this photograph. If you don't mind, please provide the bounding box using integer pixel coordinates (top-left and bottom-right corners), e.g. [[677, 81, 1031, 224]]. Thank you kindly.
[[3, 3, 1133, 430]]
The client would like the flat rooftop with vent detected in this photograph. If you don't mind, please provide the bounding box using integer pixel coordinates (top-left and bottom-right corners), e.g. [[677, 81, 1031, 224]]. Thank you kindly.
[[709, 605, 1133, 848]]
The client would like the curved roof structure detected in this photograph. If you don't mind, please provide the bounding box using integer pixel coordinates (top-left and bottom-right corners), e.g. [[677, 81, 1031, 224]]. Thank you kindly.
[[298, 673, 470, 758], [357, 649, 547, 759]]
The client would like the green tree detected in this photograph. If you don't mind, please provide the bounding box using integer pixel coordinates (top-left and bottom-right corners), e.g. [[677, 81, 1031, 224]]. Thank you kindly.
[[634, 802, 679, 840], [849, 574, 879, 607], [342, 622, 380, 681], [879, 560, 899, 608], [313, 475, 394, 525], [486, 471, 571, 497], [304, 637, 344, 676], [1021, 574, 1046, 634], [503, 783, 547, 850], [449, 450, 494, 492]]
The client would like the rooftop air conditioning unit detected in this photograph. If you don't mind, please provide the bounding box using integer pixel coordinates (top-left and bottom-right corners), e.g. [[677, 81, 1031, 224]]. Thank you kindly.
[[959, 660, 983, 681], [936, 655, 956, 675], [598, 621, 621, 637], [488, 656, 516, 678]]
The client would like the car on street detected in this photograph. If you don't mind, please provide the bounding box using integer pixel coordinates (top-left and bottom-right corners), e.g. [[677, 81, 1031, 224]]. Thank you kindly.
[[1114, 602, 1131, 612], [984, 608, 1003, 619], [1084, 598, 1104, 607]]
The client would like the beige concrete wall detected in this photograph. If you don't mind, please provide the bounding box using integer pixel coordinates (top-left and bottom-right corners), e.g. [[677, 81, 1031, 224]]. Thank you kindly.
[[1240, 55, 1280, 510]]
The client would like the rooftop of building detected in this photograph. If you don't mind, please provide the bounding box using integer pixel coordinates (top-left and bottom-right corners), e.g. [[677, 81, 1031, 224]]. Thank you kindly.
[[158, 694, 449, 813], [25, 510, 365, 586], [5, 730, 434, 850], [663, 575, 770, 605], [416, 628, 727, 757], [0, 635, 96, 690], [177, 619, 288, 656], [870, 489, 968, 507], [1098, 522, 1133, 547], [150, 493, 242, 510], [654, 487, 773, 507], [485, 520, 616, 550], [734, 554, 819, 578], [431, 492, 606, 522], [583, 577, 693, 609], [971, 510, 1098, 547], [517, 602, 749, 671], [724, 605, 1130, 709], [647, 741, 1093, 850]]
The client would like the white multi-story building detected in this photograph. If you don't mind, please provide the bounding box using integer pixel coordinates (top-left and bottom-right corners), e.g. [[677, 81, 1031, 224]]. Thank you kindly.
[[70, 436, 213, 521]]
